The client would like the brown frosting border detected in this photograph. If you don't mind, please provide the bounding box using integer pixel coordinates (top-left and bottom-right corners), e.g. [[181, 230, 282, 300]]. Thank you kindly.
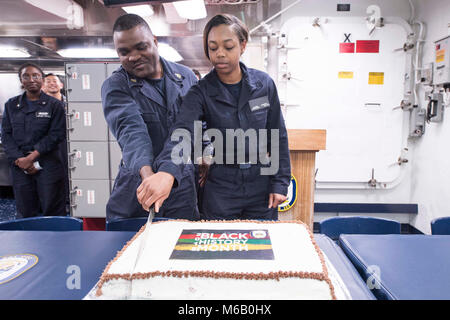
[[96, 219, 336, 299]]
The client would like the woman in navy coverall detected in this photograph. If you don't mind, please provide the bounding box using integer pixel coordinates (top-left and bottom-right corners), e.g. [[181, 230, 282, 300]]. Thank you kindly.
[[2, 63, 66, 218], [137, 14, 291, 220]]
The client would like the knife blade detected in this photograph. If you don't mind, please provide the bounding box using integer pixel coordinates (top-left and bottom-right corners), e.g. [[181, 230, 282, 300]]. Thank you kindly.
[[128, 206, 155, 298]]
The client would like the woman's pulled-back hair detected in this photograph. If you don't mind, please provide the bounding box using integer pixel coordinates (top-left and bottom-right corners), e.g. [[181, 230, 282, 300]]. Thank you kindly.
[[203, 14, 249, 60]]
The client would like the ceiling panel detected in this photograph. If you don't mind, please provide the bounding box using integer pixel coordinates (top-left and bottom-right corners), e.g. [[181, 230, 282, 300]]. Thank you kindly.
[[0, 0, 277, 72]]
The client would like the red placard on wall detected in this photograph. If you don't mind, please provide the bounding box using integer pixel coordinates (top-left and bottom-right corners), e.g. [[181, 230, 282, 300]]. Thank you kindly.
[[356, 40, 379, 53], [340, 42, 355, 53]]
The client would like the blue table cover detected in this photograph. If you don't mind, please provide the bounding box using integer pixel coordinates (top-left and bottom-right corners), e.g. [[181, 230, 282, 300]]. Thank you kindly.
[[315, 234, 375, 300], [0, 231, 374, 300], [0, 231, 134, 300], [339, 234, 450, 300]]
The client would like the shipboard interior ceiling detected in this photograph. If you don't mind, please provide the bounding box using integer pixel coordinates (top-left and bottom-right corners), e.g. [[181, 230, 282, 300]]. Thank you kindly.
[[0, 0, 275, 72]]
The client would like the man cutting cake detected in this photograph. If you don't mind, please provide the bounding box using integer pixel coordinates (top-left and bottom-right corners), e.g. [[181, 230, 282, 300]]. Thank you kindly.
[[101, 14, 201, 221]]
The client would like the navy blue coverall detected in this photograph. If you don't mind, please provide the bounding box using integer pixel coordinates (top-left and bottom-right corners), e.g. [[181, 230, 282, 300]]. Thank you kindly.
[[157, 62, 291, 220], [102, 57, 199, 221], [2, 92, 67, 218]]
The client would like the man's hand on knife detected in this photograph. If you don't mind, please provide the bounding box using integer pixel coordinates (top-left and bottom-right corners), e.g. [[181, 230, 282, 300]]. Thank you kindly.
[[137, 166, 174, 212]]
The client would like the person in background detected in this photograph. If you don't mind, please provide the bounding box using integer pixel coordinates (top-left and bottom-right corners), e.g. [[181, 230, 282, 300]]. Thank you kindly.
[[101, 14, 199, 221], [136, 14, 291, 220], [43, 73, 65, 102], [2, 63, 67, 218], [43, 73, 69, 214]]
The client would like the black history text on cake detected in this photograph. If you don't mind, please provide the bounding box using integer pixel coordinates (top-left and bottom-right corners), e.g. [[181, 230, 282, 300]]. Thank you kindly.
[[170, 229, 274, 260]]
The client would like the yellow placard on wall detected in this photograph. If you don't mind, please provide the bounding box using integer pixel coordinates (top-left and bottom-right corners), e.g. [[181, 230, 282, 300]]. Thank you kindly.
[[436, 49, 445, 63], [338, 71, 354, 79], [369, 72, 384, 85]]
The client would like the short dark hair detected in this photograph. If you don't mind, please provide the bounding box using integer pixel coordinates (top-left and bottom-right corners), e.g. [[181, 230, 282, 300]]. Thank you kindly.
[[113, 13, 152, 34], [18, 62, 44, 79], [203, 14, 249, 60], [45, 73, 61, 80], [45, 73, 63, 84]]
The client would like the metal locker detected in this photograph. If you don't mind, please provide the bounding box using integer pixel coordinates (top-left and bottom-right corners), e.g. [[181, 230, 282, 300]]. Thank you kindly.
[[106, 63, 121, 78], [108, 128, 116, 142], [67, 102, 108, 141], [110, 179, 116, 194], [109, 140, 122, 180], [68, 141, 110, 179], [66, 63, 106, 102], [70, 179, 109, 218]]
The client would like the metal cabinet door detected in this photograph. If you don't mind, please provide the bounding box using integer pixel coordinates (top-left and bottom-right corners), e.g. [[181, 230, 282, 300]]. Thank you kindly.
[[67, 102, 108, 141], [70, 179, 109, 218], [109, 140, 122, 180], [66, 63, 105, 102], [108, 128, 116, 142], [0, 145, 12, 186], [106, 63, 121, 78], [68, 141, 110, 179], [110, 179, 115, 194]]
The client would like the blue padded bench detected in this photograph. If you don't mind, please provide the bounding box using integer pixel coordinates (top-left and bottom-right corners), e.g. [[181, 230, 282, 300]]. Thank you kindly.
[[431, 217, 450, 235], [319, 216, 401, 241], [0, 216, 83, 231], [339, 234, 450, 300], [106, 217, 170, 231]]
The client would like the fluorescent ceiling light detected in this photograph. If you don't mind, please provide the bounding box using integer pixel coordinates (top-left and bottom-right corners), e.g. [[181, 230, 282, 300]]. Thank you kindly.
[[0, 46, 30, 58], [144, 17, 169, 37], [25, 0, 84, 29], [162, 3, 187, 24], [173, 0, 207, 20], [122, 5, 154, 17], [158, 43, 183, 62], [57, 48, 118, 58]]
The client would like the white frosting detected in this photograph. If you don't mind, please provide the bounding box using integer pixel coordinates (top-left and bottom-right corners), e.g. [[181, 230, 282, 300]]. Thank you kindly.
[[98, 220, 339, 300]]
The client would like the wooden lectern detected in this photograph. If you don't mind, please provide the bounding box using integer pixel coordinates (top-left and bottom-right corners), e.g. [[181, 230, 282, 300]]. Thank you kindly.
[[278, 129, 326, 230]]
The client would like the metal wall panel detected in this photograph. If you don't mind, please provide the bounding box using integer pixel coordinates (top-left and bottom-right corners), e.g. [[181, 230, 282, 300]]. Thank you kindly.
[[70, 179, 109, 218], [108, 129, 116, 142], [67, 102, 108, 141], [109, 140, 122, 180], [110, 179, 115, 195], [106, 63, 121, 78], [66, 63, 106, 102], [68, 141, 110, 179], [0, 146, 12, 186], [65, 62, 125, 218]]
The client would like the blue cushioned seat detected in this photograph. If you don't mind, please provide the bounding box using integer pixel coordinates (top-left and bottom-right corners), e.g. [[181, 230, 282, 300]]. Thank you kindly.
[[319, 216, 401, 241], [339, 234, 450, 300], [106, 217, 170, 231], [0, 216, 83, 231], [431, 217, 450, 235]]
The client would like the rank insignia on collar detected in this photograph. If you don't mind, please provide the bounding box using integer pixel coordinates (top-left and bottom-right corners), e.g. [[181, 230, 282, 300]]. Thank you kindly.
[[130, 78, 137, 82], [175, 73, 182, 79]]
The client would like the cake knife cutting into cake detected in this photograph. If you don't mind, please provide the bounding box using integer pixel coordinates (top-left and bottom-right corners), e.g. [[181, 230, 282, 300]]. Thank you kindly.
[[128, 205, 155, 298]]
